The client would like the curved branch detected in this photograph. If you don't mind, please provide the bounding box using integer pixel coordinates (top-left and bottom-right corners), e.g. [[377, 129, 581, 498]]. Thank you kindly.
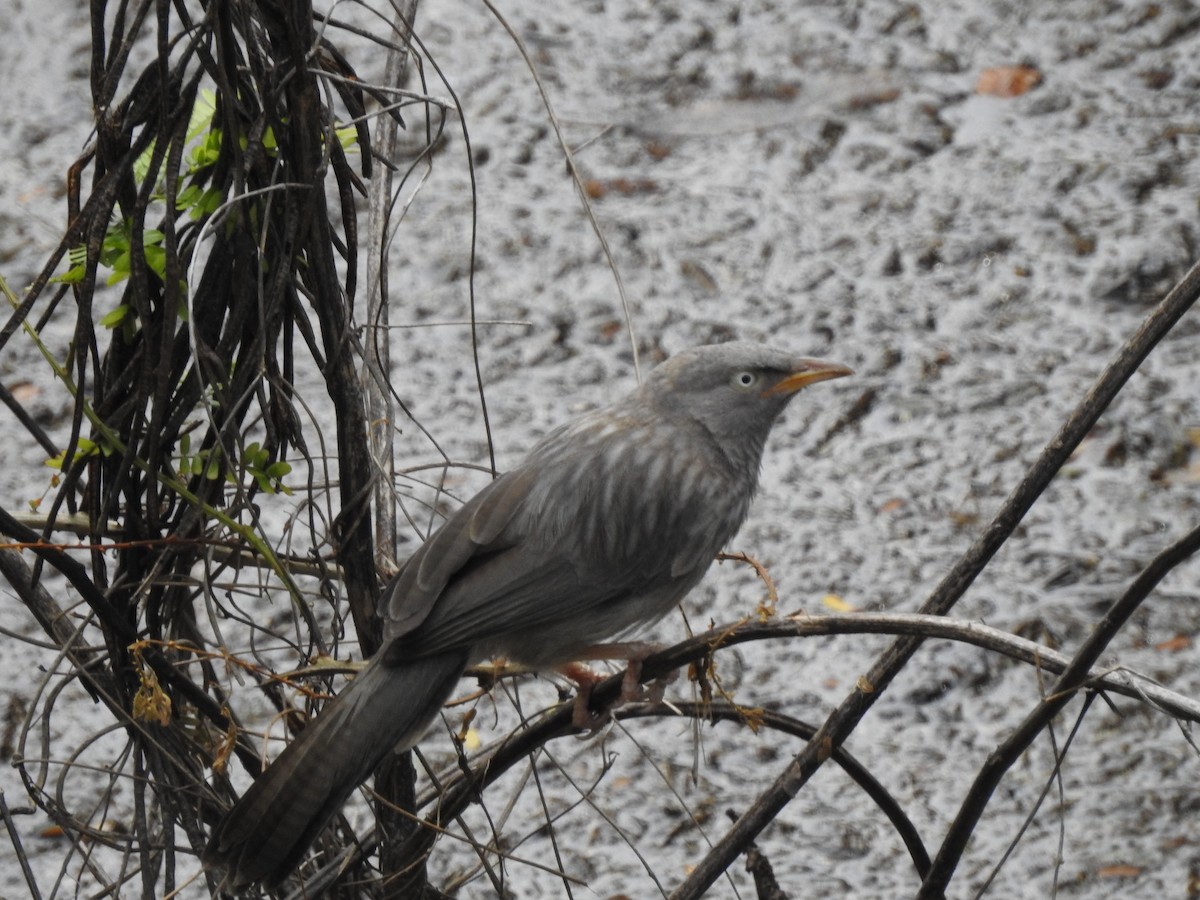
[[917, 521, 1200, 897], [287, 699, 931, 896], [280, 601, 1200, 895], [621, 702, 932, 882], [670, 255, 1200, 899]]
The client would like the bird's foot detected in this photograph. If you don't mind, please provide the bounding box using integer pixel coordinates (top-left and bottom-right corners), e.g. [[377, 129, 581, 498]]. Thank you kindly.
[[559, 643, 675, 730], [619, 656, 678, 704], [558, 662, 608, 730]]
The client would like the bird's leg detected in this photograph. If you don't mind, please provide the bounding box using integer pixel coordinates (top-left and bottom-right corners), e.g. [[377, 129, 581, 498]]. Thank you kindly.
[[557, 662, 608, 729], [559, 641, 675, 729]]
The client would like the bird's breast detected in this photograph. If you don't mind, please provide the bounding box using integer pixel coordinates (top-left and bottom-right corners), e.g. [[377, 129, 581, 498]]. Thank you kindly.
[[528, 417, 752, 580]]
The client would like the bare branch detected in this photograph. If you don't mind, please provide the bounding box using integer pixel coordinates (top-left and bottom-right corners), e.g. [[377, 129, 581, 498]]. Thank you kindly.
[[672, 256, 1200, 899], [917, 522, 1200, 896]]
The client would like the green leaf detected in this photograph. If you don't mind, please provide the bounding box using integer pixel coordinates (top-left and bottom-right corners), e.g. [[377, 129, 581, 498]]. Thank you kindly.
[[189, 187, 224, 220], [106, 259, 130, 286], [186, 89, 217, 143], [45, 437, 101, 470], [266, 461, 292, 479], [133, 137, 160, 185], [176, 184, 201, 211], [99, 305, 130, 328], [55, 245, 91, 284], [188, 129, 223, 171], [101, 230, 130, 265], [143, 244, 167, 279], [54, 264, 86, 285]]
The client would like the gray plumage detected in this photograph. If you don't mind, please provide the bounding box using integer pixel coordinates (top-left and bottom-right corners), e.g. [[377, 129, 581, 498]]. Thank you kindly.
[[204, 342, 852, 888]]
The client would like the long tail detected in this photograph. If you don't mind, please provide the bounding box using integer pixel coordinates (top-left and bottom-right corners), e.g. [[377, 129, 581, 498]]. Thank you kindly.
[[204, 651, 467, 889]]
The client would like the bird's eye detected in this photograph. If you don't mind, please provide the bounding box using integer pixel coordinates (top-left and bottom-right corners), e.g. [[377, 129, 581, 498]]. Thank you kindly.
[[731, 371, 759, 391]]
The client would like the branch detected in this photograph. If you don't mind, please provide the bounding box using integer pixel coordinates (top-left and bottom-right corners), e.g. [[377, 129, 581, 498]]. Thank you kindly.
[[278, 603, 1200, 894], [670, 255, 1200, 899], [360, 6, 425, 895], [917, 521, 1200, 896], [289, 699, 929, 896]]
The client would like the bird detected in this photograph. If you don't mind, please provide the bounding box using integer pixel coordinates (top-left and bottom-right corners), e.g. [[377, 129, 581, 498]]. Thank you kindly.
[[203, 341, 852, 888]]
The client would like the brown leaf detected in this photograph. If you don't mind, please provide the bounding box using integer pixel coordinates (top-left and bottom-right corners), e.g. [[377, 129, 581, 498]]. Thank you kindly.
[[1097, 864, 1142, 879], [848, 87, 902, 110], [9, 381, 39, 403], [597, 319, 624, 341], [583, 178, 659, 200], [977, 66, 1042, 97], [644, 141, 672, 161], [1155, 634, 1192, 652]]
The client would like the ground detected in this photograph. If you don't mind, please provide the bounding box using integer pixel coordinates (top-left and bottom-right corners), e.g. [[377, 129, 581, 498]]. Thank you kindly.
[[1, 0, 1199, 897]]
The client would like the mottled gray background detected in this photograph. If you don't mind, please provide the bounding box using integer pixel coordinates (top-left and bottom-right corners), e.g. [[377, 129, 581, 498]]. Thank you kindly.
[[2, 1, 1199, 897]]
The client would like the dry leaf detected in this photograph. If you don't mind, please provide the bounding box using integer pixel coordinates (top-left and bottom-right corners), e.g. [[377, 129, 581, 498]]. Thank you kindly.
[[9, 381, 39, 403], [130, 644, 172, 726], [460, 728, 481, 751], [822, 593, 857, 612], [1155, 634, 1192, 652], [583, 178, 659, 200], [977, 66, 1042, 97], [949, 509, 979, 527], [597, 319, 624, 342], [848, 87, 902, 110], [644, 141, 672, 160], [211, 723, 237, 775], [1097, 864, 1142, 879]]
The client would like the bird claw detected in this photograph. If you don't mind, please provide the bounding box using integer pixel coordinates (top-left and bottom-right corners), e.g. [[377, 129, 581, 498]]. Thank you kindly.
[[619, 658, 677, 704], [571, 681, 608, 731], [560, 652, 677, 731]]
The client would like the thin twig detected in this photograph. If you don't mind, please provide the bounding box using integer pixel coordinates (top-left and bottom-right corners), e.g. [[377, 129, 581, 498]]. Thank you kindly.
[[670, 255, 1200, 899], [478, 0, 642, 380], [0, 788, 43, 900], [364, 0, 418, 576], [919, 521, 1200, 896], [969, 693, 1093, 899]]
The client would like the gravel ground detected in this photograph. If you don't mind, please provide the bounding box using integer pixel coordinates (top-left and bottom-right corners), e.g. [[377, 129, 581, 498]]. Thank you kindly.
[[2, 1, 1200, 898]]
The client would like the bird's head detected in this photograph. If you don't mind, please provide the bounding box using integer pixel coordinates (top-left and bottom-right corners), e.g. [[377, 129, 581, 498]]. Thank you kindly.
[[640, 341, 853, 476]]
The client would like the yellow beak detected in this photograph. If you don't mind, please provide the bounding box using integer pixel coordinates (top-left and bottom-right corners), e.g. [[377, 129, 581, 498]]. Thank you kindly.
[[762, 359, 854, 396]]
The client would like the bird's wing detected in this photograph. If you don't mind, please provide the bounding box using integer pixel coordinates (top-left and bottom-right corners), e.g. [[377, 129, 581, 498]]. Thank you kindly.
[[381, 448, 715, 661], [384, 543, 602, 661], [381, 467, 539, 644]]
